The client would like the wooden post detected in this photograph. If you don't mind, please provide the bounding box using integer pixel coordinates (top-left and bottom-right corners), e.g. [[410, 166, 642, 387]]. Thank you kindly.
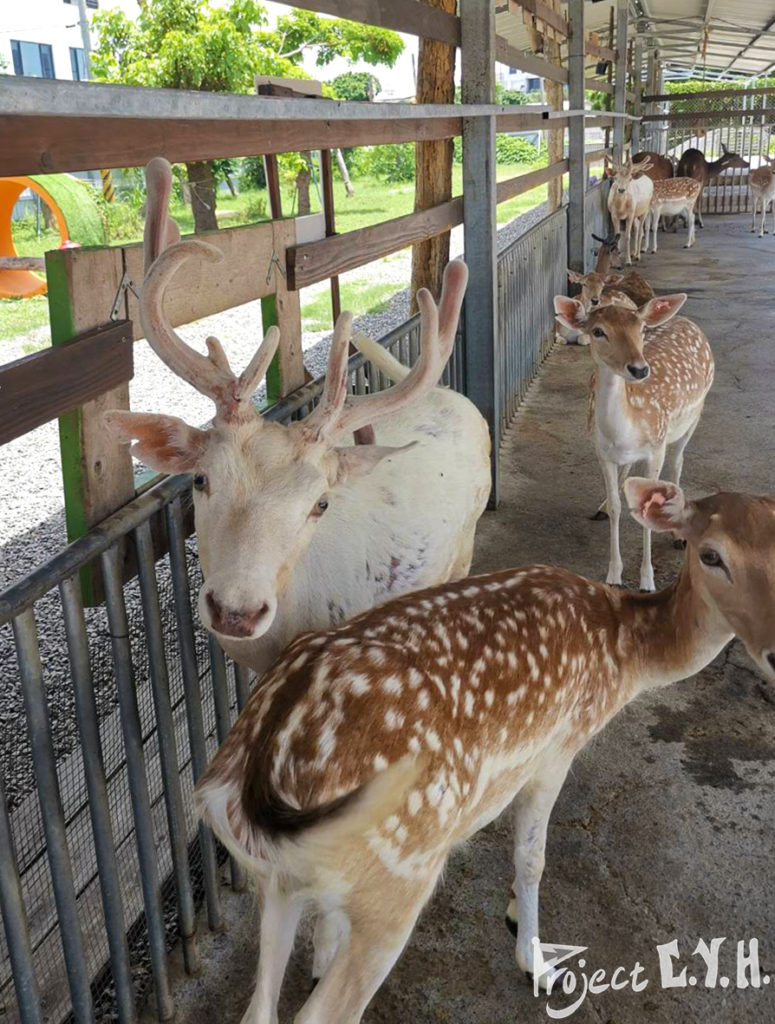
[[460, 0, 499, 507], [567, 0, 586, 275], [319, 148, 341, 323], [545, 0, 564, 212], [632, 39, 643, 152], [411, 0, 456, 313], [613, 0, 628, 160]]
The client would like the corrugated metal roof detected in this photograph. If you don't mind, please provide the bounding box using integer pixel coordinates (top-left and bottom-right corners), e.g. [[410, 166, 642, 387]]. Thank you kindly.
[[496, 1, 775, 80]]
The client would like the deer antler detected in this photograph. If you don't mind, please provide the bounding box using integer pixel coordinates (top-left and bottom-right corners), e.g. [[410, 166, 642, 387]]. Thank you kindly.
[[141, 158, 279, 421], [301, 259, 468, 443]]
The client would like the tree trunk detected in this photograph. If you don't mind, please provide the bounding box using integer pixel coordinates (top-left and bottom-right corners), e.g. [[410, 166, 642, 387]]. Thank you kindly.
[[185, 160, 218, 232], [335, 149, 355, 197], [296, 155, 312, 216], [544, 1, 564, 212], [410, 0, 456, 314]]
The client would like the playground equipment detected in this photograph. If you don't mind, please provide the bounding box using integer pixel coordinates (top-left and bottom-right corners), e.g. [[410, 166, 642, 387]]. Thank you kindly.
[[0, 174, 105, 299]]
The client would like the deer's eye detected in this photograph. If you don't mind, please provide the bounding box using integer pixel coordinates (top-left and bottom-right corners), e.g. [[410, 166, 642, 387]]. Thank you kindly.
[[591, 327, 606, 339], [193, 474, 208, 492], [699, 548, 724, 568], [311, 496, 329, 518]]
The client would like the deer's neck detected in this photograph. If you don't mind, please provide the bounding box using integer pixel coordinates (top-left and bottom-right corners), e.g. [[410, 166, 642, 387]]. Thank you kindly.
[[594, 364, 635, 442], [706, 156, 730, 177], [594, 250, 610, 275], [619, 565, 733, 692]]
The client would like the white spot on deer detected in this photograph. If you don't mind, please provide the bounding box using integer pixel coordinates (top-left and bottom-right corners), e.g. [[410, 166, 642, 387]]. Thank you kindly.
[[385, 709, 405, 730], [408, 736, 422, 754], [484, 689, 494, 707], [408, 789, 423, 816], [417, 688, 430, 710], [464, 692, 475, 717], [425, 729, 442, 751], [374, 754, 388, 771], [348, 673, 370, 696], [382, 675, 403, 696]]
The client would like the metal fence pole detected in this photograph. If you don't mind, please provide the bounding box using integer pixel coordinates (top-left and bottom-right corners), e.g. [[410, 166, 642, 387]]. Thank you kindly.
[[0, 768, 42, 1024], [101, 546, 175, 1021], [60, 575, 136, 1024], [134, 521, 200, 975], [165, 499, 223, 932], [12, 609, 94, 1024], [568, 0, 587, 274], [613, 0, 629, 160]]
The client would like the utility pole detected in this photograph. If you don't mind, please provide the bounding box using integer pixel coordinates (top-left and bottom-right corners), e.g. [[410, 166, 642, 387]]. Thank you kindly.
[[75, 0, 93, 79]]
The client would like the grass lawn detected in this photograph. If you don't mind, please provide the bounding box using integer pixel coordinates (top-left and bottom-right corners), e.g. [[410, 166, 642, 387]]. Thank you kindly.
[[1, 159, 552, 346]]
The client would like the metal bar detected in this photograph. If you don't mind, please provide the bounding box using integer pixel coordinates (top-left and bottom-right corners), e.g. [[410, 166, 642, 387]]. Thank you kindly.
[[568, 0, 587, 273], [165, 499, 222, 932], [632, 40, 643, 152], [134, 521, 200, 975], [12, 609, 94, 1023], [60, 575, 136, 1024], [208, 638, 246, 892], [461, 0, 500, 508], [0, 769, 42, 1024], [613, 0, 628, 159], [101, 546, 174, 1021]]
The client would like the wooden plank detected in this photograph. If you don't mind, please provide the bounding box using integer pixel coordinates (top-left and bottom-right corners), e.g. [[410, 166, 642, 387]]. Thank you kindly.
[[586, 38, 617, 62], [494, 35, 568, 84], [508, 0, 568, 37], [270, 220, 305, 396], [586, 79, 614, 94], [287, 197, 464, 290], [585, 147, 611, 164], [461, 0, 499, 507], [568, 0, 586, 274], [0, 257, 45, 271], [0, 322, 133, 446], [496, 159, 568, 203], [0, 114, 464, 177], [267, 0, 461, 45]]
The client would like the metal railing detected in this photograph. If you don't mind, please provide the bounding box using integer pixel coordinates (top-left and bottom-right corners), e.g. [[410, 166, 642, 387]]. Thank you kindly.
[[0, 206, 560, 1021], [585, 180, 610, 266], [497, 206, 568, 430]]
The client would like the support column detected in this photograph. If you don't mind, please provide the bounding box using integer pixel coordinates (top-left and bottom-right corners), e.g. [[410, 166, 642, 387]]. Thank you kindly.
[[567, 0, 586, 274], [613, 0, 629, 160], [646, 46, 657, 150], [461, 0, 500, 506], [632, 39, 643, 152]]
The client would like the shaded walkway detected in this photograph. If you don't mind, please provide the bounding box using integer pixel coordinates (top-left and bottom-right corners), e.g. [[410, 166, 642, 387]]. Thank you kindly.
[[173, 215, 775, 1024]]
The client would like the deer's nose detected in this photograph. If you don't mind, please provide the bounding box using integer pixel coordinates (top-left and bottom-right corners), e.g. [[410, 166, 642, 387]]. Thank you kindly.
[[590, 297, 600, 306], [766, 651, 775, 675], [626, 363, 650, 381], [205, 589, 269, 639]]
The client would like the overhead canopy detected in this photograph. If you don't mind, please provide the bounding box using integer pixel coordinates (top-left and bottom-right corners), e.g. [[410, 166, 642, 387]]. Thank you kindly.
[[495, 0, 775, 80]]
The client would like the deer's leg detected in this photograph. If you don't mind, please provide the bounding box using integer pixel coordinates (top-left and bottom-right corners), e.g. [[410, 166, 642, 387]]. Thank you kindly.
[[599, 455, 624, 585], [592, 462, 631, 520], [295, 869, 442, 1024], [510, 762, 572, 988], [241, 879, 304, 1024], [697, 190, 705, 228], [624, 215, 634, 265], [669, 411, 702, 487], [651, 212, 659, 253], [751, 194, 758, 232], [311, 909, 347, 984], [640, 446, 666, 592], [771, 196, 775, 235], [685, 204, 696, 248]]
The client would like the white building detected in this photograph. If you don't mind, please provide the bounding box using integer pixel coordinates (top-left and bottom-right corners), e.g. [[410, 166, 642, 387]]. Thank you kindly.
[[0, 0, 138, 82], [497, 65, 542, 96]]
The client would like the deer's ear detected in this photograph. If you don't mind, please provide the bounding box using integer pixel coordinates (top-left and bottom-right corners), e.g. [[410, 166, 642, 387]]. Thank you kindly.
[[605, 273, 624, 285], [553, 296, 587, 330], [328, 442, 417, 485], [625, 478, 692, 535], [567, 269, 586, 285], [105, 411, 208, 473], [638, 293, 686, 327]]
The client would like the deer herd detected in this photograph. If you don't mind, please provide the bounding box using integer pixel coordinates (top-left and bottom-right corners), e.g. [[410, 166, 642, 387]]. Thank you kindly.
[[106, 157, 774, 1023]]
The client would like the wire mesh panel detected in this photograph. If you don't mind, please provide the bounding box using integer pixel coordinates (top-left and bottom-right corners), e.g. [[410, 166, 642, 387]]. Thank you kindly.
[[497, 207, 568, 431], [585, 182, 610, 267]]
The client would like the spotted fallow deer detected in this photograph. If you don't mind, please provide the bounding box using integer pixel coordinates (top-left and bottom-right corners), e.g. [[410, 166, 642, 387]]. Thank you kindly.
[[196, 477, 775, 1024], [553, 293, 714, 591], [643, 177, 703, 253], [556, 269, 636, 346], [607, 156, 654, 265], [749, 155, 775, 237], [107, 159, 491, 677]]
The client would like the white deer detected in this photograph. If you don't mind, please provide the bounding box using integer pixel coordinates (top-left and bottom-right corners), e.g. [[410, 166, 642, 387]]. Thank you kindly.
[[749, 155, 775, 237], [607, 156, 654, 265], [554, 293, 714, 591], [197, 478, 775, 1024], [643, 177, 702, 253], [107, 159, 491, 676]]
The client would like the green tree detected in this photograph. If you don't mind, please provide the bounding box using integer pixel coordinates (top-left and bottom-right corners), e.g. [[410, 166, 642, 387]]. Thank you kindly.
[[329, 71, 381, 101], [92, 0, 403, 230]]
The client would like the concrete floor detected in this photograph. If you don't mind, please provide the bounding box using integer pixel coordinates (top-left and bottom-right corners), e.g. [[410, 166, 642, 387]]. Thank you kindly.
[[170, 215, 775, 1024]]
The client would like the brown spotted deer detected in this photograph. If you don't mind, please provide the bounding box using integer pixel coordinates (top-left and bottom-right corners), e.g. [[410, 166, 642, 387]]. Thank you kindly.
[[196, 477, 775, 1024], [607, 156, 654, 265], [553, 293, 714, 591], [643, 177, 703, 253], [107, 159, 491, 676], [749, 155, 775, 237], [556, 269, 636, 346]]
